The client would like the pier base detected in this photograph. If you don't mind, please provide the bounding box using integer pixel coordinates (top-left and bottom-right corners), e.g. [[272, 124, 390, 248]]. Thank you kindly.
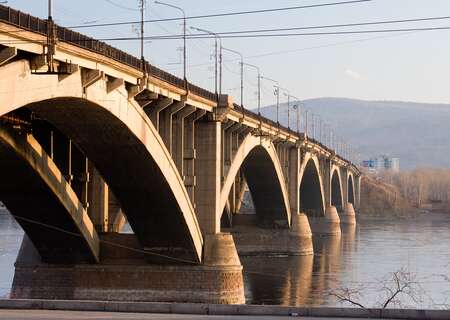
[[11, 234, 245, 304], [309, 206, 341, 236], [226, 213, 313, 256], [340, 203, 357, 225]]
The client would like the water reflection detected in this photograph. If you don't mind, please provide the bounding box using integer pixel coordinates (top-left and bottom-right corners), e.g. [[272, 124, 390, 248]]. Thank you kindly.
[[243, 224, 360, 306], [0, 209, 450, 308]]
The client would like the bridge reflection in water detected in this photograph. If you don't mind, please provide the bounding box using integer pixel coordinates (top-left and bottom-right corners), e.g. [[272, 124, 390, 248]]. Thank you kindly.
[[242, 224, 356, 306]]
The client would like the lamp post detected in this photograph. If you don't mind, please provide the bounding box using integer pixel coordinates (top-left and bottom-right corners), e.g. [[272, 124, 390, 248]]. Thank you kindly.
[[305, 109, 309, 138], [288, 95, 300, 135], [222, 47, 243, 108], [190, 27, 221, 96], [260, 76, 280, 128], [279, 87, 290, 130], [139, 0, 147, 75], [154, 1, 186, 81]]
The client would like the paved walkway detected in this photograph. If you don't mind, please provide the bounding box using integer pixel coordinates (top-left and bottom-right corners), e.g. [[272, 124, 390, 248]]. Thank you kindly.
[[0, 309, 400, 320]]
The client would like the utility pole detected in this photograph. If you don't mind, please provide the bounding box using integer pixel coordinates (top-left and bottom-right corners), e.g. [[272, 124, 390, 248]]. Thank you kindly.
[[46, 0, 55, 72], [305, 110, 308, 138], [154, 1, 186, 81], [243, 62, 261, 129], [191, 27, 221, 96], [261, 76, 279, 129], [140, 0, 147, 77], [222, 47, 243, 108]]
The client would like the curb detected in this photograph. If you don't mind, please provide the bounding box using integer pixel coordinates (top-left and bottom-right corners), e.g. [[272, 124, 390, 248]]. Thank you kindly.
[[0, 299, 449, 319]]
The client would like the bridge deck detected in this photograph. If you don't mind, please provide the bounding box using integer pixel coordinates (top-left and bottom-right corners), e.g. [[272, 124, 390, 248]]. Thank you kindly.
[[0, 4, 358, 173]]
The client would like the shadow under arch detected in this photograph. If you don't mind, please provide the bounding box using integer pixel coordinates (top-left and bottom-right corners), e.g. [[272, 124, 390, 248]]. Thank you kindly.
[[0, 127, 99, 263], [299, 154, 325, 218], [0, 60, 203, 262], [331, 167, 344, 212], [348, 173, 355, 205], [219, 135, 291, 228]]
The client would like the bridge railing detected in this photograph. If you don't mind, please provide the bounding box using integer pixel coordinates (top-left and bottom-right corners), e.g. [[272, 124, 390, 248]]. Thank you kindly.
[[0, 4, 359, 172]]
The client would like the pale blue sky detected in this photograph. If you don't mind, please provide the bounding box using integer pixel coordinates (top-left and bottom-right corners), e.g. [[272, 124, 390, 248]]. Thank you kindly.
[[5, 0, 450, 106]]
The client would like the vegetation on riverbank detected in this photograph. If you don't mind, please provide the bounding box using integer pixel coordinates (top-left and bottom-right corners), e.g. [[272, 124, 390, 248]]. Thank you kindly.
[[360, 168, 450, 216]]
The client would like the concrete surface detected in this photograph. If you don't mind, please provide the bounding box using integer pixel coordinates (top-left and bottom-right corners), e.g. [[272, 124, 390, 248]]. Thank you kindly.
[[0, 309, 400, 320], [0, 299, 449, 320]]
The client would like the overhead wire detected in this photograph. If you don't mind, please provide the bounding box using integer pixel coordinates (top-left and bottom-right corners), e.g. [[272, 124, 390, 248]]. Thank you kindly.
[[75, 25, 450, 41], [11, 214, 200, 265], [66, 0, 373, 29]]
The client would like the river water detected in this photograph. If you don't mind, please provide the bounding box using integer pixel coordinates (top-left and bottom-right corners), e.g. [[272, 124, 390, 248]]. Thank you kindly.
[[1, 208, 449, 309]]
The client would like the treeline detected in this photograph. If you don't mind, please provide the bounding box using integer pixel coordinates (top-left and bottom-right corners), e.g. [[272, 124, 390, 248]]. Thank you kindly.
[[377, 168, 450, 206]]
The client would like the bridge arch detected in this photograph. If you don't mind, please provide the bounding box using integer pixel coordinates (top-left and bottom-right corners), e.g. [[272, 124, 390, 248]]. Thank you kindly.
[[347, 172, 355, 205], [331, 166, 344, 211], [219, 134, 291, 227], [0, 126, 99, 263], [299, 153, 326, 217], [0, 60, 203, 261]]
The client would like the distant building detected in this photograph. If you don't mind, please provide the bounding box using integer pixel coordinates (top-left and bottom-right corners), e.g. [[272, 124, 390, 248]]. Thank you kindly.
[[362, 155, 400, 172]]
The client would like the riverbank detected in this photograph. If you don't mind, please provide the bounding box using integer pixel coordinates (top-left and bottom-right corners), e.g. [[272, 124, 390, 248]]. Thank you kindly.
[[0, 299, 449, 319]]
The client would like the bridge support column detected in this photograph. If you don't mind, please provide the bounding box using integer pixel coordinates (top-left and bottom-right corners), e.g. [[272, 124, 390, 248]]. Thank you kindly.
[[88, 164, 125, 233], [195, 120, 221, 234], [88, 165, 109, 233], [355, 175, 361, 210], [287, 147, 314, 255], [228, 213, 313, 256], [11, 233, 245, 304], [309, 205, 341, 236], [340, 202, 356, 225]]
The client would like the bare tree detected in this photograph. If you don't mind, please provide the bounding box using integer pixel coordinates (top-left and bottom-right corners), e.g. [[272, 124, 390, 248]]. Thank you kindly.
[[328, 268, 424, 316]]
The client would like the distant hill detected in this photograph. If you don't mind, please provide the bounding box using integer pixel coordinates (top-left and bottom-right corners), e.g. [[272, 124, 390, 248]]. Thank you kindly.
[[259, 98, 450, 169]]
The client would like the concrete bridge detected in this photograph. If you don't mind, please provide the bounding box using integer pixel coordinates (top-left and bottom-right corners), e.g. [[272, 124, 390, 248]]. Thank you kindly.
[[0, 5, 360, 304]]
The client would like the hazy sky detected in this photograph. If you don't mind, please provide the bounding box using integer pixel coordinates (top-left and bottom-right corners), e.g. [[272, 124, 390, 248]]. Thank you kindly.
[[5, 0, 450, 107]]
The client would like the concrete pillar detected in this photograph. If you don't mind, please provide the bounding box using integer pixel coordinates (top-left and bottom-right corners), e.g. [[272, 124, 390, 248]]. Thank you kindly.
[[160, 101, 185, 154], [340, 202, 356, 225], [234, 176, 247, 214], [309, 205, 341, 236], [183, 110, 205, 205], [195, 120, 221, 234], [87, 164, 109, 233], [108, 189, 126, 232], [202, 233, 245, 304], [173, 105, 196, 175], [148, 97, 173, 131], [342, 168, 349, 208], [323, 160, 332, 208], [203, 233, 241, 266], [288, 147, 300, 220], [288, 213, 314, 255], [222, 123, 240, 180], [355, 175, 361, 210]]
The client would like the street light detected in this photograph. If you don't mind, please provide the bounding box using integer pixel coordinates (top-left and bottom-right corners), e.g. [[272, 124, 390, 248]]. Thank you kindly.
[[190, 27, 221, 95], [288, 95, 300, 135], [222, 47, 243, 108], [139, 0, 146, 75], [242, 62, 261, 127], [260, 76, 280, 127], [154, 1, 187, 81]]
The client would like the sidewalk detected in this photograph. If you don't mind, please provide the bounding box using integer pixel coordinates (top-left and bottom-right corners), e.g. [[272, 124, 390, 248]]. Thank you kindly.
[[0, 299, 448, 319]]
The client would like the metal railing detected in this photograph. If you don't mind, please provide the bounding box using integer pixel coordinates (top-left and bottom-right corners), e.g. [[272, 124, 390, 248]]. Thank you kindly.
[[0, 4, 358, 171]]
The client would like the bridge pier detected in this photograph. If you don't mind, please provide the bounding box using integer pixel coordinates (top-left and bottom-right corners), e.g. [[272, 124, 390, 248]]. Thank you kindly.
[[309, 206, 342, 236], [226, 213, 313, 256], [340, 203, 357, 225], [11, 233, 245, 304]]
